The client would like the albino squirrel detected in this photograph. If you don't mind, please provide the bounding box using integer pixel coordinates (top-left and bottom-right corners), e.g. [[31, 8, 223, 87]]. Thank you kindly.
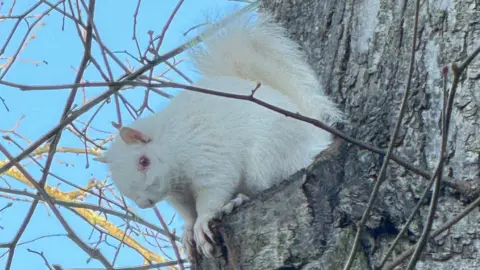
[[96, 11, 342, 262]]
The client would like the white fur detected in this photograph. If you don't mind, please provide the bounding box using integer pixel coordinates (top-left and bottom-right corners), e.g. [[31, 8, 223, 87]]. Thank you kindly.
[[101, 11, 342, 261], [190, 12, 342, 123]]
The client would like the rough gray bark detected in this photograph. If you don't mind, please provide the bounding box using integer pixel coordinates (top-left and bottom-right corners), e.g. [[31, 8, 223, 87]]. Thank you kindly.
[[198, 0, 479, 269]]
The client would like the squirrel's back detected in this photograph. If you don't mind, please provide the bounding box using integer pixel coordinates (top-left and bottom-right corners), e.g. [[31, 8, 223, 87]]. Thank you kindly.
[[189, 11, 342, 122]]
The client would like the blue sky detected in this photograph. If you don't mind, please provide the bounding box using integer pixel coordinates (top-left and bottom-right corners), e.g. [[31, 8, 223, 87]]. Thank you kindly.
[[0, 0, 246, 269]]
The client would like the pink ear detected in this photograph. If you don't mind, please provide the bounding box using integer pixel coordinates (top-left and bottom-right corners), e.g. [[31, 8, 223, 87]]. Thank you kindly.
[[119, 127, 152, 144]]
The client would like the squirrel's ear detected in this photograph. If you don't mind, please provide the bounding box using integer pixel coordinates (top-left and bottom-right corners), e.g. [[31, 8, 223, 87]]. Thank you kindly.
[[94, 152, 109, 163], [119, 127, 152, 145]]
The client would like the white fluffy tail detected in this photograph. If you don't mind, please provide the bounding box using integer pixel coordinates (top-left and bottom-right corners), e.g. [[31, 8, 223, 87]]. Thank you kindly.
[[190, 11, 343, 123]]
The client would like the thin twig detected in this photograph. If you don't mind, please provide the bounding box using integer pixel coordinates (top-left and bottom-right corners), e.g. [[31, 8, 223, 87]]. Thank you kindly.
[[0, 1, 262, 176], [4, 198, 40, 270], [375, 166, 439, 269], [0, 77, 460, 193], [18, 234, 67, 246], [0, 202, 13, 213], [153, 207, 185, 270], [154, 0, 184, 50], [0, 1, 62, 80], [404, 47, 475, 270], [0, 96, 9, 111], [112, 223, 129, 266], [36, 0, 96, 196], [132, 0, 143, 59], [343, 0, 421, 268], [0, 144, 113, 268], [0, 1, 42, 55], [385, 195, 480, 269], [27, 248, 53, 270], [381, 17, 480, 270], [0, 186, 176, 240]]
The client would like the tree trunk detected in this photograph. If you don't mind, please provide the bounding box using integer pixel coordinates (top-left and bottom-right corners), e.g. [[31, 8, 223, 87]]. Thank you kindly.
[[199, 0, 480, 269]]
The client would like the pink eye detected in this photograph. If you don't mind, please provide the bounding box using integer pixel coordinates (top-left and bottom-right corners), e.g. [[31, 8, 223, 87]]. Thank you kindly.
[[138, 156, 150, 168]]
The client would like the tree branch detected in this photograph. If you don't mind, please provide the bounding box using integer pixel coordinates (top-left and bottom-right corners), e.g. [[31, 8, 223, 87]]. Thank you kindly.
[[343, 0, 421, 268], [0, 144, 113, 268]]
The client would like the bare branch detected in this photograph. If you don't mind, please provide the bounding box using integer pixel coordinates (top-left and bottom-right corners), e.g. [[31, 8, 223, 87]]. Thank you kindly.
[[0, 144, 113, 268], [4, 200, 39, 269], [343, 0, 421, 268], [153, 207, 185, 270], [385, 195, 480, 270], [0, 1, 63, 80], [376, 167, 438, 269], [0, 186, 175, 240], [0, 202, 13, 213], [27, 248, 53, 270], [0, 1, 262, 176], [0, 1, 42, 54], [0, 96, 9, 112]]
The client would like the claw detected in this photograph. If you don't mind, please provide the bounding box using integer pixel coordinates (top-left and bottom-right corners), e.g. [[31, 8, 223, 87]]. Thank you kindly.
[[193, 216, 216, 258], [191, 194, 250, 260], [217, 193, 250, 218], [182, 226, 197, 262]]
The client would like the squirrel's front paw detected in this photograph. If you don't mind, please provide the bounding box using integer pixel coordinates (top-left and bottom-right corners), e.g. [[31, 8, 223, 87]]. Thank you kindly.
[[193, 216, 215, 258], [219, 193, 250, 217], [182, 226, 197, 263]]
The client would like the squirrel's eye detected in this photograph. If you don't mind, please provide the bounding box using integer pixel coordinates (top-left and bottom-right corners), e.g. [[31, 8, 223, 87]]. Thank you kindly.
[[138, 156, 150, 167]]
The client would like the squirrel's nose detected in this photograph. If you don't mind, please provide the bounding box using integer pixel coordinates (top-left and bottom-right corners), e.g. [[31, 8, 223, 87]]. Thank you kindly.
[[134, 196, 155, 209]]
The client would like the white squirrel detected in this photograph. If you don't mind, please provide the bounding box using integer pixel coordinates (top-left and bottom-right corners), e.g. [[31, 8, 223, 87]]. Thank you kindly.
[[96, 11, 342, 262]]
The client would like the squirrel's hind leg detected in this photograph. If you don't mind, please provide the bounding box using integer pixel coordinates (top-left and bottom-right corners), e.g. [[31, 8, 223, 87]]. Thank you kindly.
[[216, 193, 250, 218]]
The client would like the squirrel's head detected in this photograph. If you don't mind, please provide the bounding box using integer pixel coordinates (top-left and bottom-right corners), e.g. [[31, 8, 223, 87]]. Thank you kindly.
[[96, 126, 170, 209]]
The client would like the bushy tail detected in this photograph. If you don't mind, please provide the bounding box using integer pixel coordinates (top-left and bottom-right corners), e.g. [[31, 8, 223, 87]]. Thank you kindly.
[[189, 10, 343, 123]]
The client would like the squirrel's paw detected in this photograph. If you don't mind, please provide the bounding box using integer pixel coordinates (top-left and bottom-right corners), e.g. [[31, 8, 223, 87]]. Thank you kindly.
[[193, 216, 215, 259], [218, 193, 250, 217], [182, 226, 197, 262]]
